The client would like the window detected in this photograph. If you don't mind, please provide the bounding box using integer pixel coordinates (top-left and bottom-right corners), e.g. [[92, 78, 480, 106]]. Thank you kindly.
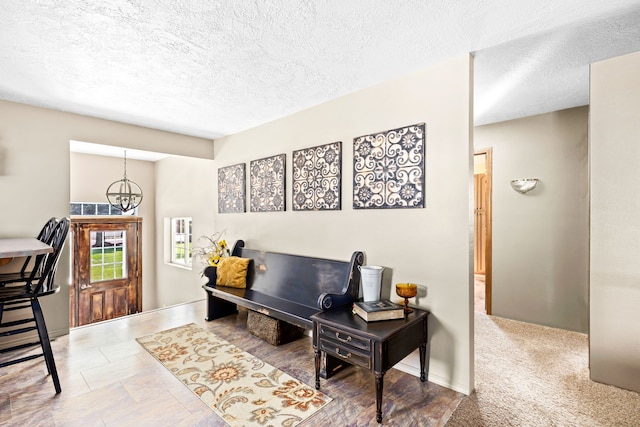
[[90, 230, 126, 281], [171, 217, 192, 267], [70, 202, 137, 216]]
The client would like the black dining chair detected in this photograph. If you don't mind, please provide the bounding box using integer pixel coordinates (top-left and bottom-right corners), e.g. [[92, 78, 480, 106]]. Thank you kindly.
[[0, 217, 58, 286], [0, 217, 70, 394]]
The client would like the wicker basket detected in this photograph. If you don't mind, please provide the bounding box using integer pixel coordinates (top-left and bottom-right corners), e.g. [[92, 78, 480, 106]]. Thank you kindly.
[[247, 310, 305, 346]]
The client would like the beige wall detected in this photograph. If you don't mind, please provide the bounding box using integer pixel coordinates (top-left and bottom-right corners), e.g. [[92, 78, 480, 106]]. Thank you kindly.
[[70, 152, 158, 310], [0, 99, 212, 340], [154, 156, 217, 307], [3, 55, 475, 393], [590, 51, 640, 393], [475, 107, 589, 332], [199, 54, 475, 394], [4, 46, 637, 396]]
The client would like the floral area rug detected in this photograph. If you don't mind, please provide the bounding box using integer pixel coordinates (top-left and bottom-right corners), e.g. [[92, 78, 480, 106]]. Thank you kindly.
[[136, 323, 332, 426]]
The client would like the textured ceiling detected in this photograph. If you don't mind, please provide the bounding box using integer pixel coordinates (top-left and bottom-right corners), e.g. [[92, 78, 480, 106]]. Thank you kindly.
[[1, 1, 640, 141]]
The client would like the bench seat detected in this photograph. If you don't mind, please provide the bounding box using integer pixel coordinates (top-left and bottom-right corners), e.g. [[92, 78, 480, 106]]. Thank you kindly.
[[205, 286, 321, 330]]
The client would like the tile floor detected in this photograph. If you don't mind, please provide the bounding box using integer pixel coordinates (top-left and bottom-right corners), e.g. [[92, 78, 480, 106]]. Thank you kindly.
[[0, 301, 462, 426]]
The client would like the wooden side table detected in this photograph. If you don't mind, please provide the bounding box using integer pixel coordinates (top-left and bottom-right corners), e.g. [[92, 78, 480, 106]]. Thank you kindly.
[[311, 306, 429, 423]]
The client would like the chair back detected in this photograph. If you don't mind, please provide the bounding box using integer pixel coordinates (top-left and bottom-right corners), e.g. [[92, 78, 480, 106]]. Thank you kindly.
[[36, 217, 58, 242], [18, 217, 58, 277], [30, 218, 70, 295]]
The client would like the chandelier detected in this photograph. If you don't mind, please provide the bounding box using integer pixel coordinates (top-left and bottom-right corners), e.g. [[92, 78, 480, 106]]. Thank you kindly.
[[106, 150, 143, 212]]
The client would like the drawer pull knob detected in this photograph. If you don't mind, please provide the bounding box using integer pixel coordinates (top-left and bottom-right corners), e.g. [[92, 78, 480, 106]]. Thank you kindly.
[[335, 332, 352, 343], [335, 348, 352, 359]]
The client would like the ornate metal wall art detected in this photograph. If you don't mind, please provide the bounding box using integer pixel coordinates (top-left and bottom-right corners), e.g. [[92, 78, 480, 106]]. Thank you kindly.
[[250, 154, 286, 212], [292, 141, 342, 211], [218, 163, 246, 213], [353, 123, 425, 209]]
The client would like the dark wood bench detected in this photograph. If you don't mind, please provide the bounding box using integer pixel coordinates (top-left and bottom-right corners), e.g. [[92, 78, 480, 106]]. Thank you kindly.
[[203, 240, 364, 331]]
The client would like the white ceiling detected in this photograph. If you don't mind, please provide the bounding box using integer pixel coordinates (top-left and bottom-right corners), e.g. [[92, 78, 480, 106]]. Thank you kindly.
[[2, 1, 640, 145]]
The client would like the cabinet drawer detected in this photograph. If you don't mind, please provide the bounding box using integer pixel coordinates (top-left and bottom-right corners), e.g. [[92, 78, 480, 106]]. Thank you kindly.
[[318, 324, 371, 352], [319, 338, 371, 369]]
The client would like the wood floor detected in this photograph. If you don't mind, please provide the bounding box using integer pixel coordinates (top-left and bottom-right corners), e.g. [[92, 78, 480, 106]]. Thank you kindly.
[[0, 301, 463, 426]]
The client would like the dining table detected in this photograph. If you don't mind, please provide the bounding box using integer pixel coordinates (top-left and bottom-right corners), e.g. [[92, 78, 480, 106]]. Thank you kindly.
[[0, 238, 53, 266]]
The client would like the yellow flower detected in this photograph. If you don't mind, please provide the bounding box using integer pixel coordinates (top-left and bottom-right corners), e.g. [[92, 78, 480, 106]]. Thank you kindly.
[[209, 254, 221, 266]]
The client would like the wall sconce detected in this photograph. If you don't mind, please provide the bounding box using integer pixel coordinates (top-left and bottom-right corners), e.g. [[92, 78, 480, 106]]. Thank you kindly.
[[510, 178, 539, 194]]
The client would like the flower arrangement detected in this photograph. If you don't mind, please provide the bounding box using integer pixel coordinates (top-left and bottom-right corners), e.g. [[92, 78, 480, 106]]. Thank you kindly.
[[193, 230, 231, 274]]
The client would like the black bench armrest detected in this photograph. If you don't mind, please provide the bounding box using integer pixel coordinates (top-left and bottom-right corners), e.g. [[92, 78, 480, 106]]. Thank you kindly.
[[317, 292, 351, 310], [317, 250, 363, 309]]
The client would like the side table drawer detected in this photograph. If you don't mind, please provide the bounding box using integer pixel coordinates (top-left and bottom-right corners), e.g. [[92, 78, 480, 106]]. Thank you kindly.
[[319, 338, 371, 369], [318, 324, 371, 352]]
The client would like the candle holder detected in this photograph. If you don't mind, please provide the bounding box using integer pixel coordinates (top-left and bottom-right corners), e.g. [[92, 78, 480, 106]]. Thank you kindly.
[[395, 283, 417, 313]]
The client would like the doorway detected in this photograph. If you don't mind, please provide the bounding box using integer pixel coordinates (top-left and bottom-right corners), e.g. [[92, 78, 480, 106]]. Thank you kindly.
[[70, 216, 142, 327], [474, 149, 492, 314]]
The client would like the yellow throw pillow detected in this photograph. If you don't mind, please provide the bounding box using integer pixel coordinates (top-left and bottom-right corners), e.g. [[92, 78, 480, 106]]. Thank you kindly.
[[216, 256, 251, 288]]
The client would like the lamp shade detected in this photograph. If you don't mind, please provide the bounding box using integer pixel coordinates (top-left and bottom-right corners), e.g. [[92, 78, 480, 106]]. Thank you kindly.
[[510, 178, 539, 194]]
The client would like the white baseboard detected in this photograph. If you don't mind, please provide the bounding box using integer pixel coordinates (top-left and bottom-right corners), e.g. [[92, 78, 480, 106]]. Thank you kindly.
[[49, 327, 69, 340], [393, 361, 472, 395]]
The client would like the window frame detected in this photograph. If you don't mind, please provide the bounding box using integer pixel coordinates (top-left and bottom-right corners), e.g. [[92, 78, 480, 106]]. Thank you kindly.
[[170, 217, 193, 268]]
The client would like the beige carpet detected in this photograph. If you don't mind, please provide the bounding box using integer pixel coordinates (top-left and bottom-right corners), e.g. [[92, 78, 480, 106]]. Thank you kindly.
[[136, 323, 332, 427], [446, 313, 640, 427]]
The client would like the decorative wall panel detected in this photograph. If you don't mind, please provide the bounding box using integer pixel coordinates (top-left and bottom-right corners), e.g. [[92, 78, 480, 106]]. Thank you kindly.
[[292, 141, 341, 211], [250, 154, 286, 212], [218, 163, 246, 213], [353, 123, 425, 209]]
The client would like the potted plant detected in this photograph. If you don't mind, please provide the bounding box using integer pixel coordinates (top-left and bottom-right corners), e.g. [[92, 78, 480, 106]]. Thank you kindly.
[[193, 230, 231, 280]]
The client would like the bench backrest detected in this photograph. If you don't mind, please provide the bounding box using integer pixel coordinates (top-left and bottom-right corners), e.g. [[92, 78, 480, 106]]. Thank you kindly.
[[233, 242, 361, 310]]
